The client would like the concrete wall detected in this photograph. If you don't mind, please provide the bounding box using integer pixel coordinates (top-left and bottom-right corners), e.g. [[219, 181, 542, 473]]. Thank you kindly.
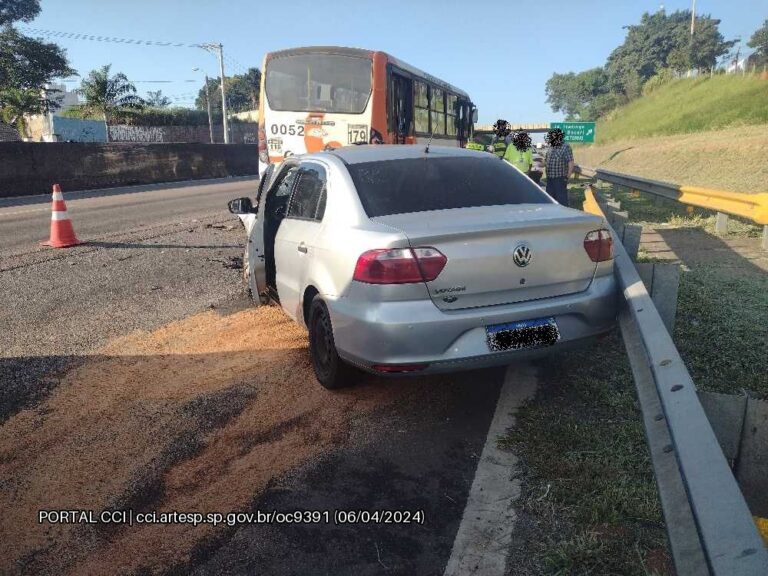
[[0, 123, 21, 142], [25, 115, 108, 143], [22, 117, 258, 144], [108, 123, 258, 144], [52, 117, 108, 142], [0, 142, 258, 198]]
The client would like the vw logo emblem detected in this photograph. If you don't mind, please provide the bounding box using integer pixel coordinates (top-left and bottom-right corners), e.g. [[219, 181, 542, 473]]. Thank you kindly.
[[513, 243, 532, 267]]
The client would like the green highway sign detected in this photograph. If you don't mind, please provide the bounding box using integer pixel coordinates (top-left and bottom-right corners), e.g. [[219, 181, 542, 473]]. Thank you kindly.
[[549, 122, 596, 143]]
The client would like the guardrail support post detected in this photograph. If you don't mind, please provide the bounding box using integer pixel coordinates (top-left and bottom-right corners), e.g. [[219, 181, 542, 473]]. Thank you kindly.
[[623, 224, 643, 261], [636, 263, 681, 334], [762, 225, 768, 251], [611, 210, 629, 240], [735, 398, 768, 518], [715, 212, 729, 235]]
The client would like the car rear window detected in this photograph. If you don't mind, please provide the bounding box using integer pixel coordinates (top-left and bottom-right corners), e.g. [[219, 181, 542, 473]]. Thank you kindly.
[[346, 156, 551, 217]]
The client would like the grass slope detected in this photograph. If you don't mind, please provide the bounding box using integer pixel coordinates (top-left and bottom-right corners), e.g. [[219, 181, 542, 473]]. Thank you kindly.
[[573, 75, 768, 193], [597, 75, 768, 142]]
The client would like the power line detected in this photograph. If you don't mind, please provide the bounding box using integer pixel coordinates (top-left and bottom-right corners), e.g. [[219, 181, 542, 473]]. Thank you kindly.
[[18, 26, 205, 48], [22, 26, 255, 78]]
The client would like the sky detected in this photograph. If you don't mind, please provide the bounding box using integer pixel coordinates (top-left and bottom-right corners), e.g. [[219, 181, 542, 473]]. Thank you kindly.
[[26, 0, 767, 124]]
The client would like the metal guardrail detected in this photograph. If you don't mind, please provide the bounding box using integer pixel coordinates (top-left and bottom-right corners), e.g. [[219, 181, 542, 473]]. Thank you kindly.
[[584, 187, 768, 575], [581, 167, 768, 249]]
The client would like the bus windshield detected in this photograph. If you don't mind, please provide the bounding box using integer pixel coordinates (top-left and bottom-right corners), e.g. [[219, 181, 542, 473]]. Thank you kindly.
[[266, 53, 372, 114]]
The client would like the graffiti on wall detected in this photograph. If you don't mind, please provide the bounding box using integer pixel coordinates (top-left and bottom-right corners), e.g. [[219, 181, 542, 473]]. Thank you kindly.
[[109, 125, 166, 143], [108, 124, 258, 144]]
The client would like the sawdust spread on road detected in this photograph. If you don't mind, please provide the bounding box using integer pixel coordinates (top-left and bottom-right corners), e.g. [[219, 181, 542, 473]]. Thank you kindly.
[[0, 305, 417, 575]]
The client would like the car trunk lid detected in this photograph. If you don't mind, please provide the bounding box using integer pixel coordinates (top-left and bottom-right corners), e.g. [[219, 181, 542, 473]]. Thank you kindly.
[[372, 204, 602, 311]]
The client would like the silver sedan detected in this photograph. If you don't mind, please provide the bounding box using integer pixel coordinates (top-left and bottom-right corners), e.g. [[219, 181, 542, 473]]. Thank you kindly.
[[229, 145, 617, 389]]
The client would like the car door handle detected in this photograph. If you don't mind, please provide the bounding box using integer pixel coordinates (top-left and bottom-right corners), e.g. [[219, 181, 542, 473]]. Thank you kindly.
[[297, 243, 308, 254]]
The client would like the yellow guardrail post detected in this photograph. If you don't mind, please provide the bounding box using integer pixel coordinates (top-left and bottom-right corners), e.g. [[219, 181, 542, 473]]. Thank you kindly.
[[586, 168, 768, 250], [677, 186, 768, 226], [582, 186, 603, 218]]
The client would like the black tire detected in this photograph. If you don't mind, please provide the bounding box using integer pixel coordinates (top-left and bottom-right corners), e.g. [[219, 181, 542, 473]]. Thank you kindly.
[[308, 296, 358, 389]]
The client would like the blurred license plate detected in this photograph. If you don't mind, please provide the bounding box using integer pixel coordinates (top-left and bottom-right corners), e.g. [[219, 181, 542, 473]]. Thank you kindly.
[[486, 317, 560, 351]]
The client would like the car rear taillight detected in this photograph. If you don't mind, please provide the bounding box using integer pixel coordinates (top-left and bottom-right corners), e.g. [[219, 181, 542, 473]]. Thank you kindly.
[[353, 247, 447, 284], [583, 229, 613, 262]]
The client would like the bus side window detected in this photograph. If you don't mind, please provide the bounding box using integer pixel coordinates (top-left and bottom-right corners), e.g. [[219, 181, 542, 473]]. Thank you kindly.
[[391, 73, 413, 143]]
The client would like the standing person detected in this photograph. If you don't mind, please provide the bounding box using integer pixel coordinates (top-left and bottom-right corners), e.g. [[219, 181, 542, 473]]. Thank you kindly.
[[490, 119, 510, 158], [504, 131, 533, 174], [544, 128, 574, 206]]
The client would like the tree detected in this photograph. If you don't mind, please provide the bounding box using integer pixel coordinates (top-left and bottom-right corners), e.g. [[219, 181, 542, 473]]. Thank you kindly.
[[545, 72, 582, 120], [241, 67, 261, 109], [747, 19, 768, 67], [0, 26, 74, 93], [146, 90, 171, 108], [0, 0, 73, 132], [545, 68, 613, 121], [195, 67, 261, 114], [0, 0, 40, 26], [606, 10, 734, 95], [76, 65, 144, 125], [0, 87, 59, 137]]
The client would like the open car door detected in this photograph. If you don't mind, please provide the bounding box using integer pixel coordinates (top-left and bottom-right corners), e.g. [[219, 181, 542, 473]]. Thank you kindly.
[[243, 163, 278, 304]]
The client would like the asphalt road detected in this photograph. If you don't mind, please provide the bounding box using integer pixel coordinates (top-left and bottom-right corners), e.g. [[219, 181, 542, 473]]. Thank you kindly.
[[0, 176, 260, 258], [0, 178, 513, 575]]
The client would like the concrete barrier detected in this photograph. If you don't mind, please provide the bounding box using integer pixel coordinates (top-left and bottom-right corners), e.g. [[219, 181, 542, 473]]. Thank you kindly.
[[0, 142, 258, 198]]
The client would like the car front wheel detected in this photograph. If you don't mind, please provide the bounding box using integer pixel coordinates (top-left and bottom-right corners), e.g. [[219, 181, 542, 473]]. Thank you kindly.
[[308, 296, 358, 389]]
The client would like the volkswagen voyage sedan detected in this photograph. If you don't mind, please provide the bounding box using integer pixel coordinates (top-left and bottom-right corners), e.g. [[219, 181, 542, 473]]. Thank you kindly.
[[229, 146, 617, 389]]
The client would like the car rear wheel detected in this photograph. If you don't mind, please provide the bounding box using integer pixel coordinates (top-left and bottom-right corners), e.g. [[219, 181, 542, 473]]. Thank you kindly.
[[308, 296, 357, 389]]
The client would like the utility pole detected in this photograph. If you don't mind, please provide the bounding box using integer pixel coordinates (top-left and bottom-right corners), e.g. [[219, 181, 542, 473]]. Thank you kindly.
[[204, 75, 214, 143], [690, 0, 696, 36], [200, 43, 230, 144], [688, 0, 696, 77]]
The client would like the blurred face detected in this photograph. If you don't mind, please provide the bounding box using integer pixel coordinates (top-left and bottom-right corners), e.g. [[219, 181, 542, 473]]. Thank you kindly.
[[511, 131, 531, 152], [545, 129, 564, 146]]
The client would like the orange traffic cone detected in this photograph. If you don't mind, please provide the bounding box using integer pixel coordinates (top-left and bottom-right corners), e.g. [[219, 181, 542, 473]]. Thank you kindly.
[[41, 184, 82, 248]]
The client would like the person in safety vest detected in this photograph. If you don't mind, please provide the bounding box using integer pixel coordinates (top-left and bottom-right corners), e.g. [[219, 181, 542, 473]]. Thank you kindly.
[[504, 131, 533, 175], [464, 134, 486, 151], [490, 119, 511, 157]]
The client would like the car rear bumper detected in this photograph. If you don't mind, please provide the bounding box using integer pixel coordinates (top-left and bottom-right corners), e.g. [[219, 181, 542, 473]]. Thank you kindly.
[[327, 274, 618, 374]]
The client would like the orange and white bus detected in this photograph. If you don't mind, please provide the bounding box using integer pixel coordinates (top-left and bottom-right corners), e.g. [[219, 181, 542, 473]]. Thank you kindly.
[[257, 46, 477, 173]]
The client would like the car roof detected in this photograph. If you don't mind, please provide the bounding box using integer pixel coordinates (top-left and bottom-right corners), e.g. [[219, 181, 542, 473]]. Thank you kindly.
[[320, 144, 484, 165]]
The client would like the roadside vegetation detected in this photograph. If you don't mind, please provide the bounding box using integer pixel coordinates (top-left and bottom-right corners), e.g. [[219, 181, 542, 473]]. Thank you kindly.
[[550, 13, 768, 194], [572, 85, 768, 193], [591, 75, 768, 142], [602, 184, 768, 398], [503, 181, 767, 574], [502, 331, 670, 576]]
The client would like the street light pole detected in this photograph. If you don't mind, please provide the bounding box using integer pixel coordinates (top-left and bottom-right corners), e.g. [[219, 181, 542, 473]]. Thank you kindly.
[[200, 43, 230, 144], [216, 44, 230, 144], [193, 67, 215, 143]]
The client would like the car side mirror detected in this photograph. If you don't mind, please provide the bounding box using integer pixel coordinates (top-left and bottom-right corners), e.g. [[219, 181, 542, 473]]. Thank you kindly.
[[228, 197, 254, 215]]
